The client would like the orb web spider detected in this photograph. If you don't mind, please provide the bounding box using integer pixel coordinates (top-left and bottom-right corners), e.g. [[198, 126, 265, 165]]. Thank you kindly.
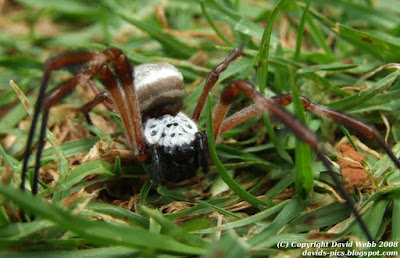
[[21, 46, 400, 241]]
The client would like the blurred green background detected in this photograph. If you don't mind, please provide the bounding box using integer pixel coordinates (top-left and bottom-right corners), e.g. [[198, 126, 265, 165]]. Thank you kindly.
[[0, 0, 400, 256]]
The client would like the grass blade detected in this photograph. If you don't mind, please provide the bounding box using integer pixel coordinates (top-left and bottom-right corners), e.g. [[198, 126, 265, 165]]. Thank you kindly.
[[103, 1, 196, 58], [308, 4, 400, 62], [248, 196, 307, 246], [206, 94, 267, 208], [0, 183, 205, 255]]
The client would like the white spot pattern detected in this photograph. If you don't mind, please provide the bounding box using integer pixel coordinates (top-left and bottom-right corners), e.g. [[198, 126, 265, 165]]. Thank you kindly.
[[143, 112, 198, 147]]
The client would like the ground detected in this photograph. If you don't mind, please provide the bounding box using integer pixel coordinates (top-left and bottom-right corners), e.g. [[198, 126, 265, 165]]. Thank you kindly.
[[0, 0, 400, 256]]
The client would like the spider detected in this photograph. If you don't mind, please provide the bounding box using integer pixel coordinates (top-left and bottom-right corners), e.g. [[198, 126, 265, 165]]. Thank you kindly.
[[20, 46, 400, 242]]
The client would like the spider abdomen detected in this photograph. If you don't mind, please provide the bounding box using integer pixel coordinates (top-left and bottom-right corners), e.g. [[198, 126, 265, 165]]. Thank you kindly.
[[143, 112, 208, 183], [134, 62, 184, 118], [156, 144, 199, 182]]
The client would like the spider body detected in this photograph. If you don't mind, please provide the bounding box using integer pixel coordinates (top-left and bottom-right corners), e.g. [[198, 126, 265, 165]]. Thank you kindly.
[[143, 112, 208, 185], [133, 62, 184, 118], [131, 62, 207, 184], [21, 46, 400, 241]]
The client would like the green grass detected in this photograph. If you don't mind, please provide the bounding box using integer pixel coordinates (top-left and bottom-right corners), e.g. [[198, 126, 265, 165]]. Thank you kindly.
[[1, 0, 400, 256]]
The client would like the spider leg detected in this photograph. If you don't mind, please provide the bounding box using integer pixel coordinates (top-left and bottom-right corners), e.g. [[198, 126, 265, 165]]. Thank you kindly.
[[219, 104, 261, 136], [192, 45, 244, 122], [27, 66, 104, 197], [21, 64, 100, 193], [19, 66, 104, 223], [22, 48, 148, 181], [213, 81, 319, 147], [104, 50, 146, 159], [21, 49, 150, 221], [219, 94, 400, 170], [212, 80, 374, 241], [275, 94, 400, 170], [86, 80, 114, 111], [81, 92, 113, 124], [29, 48, 146, 157], [94, 63, 146, 159]]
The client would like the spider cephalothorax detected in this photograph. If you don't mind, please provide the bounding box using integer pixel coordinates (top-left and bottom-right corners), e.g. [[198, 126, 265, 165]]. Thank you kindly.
[[21, 46, 400, 241], [134, 62, 184, 118]]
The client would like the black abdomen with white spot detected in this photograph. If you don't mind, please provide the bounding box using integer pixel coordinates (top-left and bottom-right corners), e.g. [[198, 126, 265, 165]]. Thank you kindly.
[[143, 112, 208, 184], [137, 64, 208, 185]]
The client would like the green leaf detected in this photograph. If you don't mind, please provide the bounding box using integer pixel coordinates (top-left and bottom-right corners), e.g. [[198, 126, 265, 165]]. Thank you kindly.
[[195, 200, 288, 234], [0, 99, 34, 130], [257, 0, 288, 93], [10, 80, 70, 187], [44, 161, 115, 198], [203, 0, 265, 39], [256, 0, 293, 163], [248, 196, 307, 246], [206, 94, 267, 209], [294, 0, 311, 61], [327, 71, 400, 111], [0, 220, 55, 239], [308, 5, 400, 62], [140, 206, 206, 247], [0, 183, 205, 255], [297, 63, 358, 74], [287, 203, 350, 233], [200, 0, 233, 47], [393, 196, 400, 241], [353, 198, 389, 240], [202, 230, 248, 258], [0, 246, 139, 257], [86, 202, 149, 228], [289, 70, 312, 198], [15, 0, 100, 16], [103, 1, 196, 58]]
